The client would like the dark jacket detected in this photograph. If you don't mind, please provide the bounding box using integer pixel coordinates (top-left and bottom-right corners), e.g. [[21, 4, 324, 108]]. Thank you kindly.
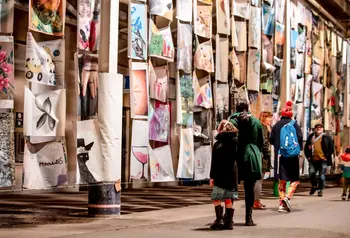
[[262, 125, 272, 172], [304, 133, 334, 166], [210, 132, 238, 190]]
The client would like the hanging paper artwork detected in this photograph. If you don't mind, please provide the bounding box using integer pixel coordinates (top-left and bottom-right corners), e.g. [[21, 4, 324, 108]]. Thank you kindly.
[[247, 49, 261, 92], [0, 0, 14, 33], [76, 119, 103, 184], [249, 92, 261, 118], [130, 120, 149, 180], [149, 0, 173, 21], [149, 102, 170, 143], [193, 109, 212, 142], [236, 52, 246, 84], [272, 57, 282, 99], [128, 2, 147, 60], [275, 0, 285, 24], [176, 0, 192, 22], [149, 62, 168, 103], [149, 19, 175, 62], [231, 18, 238, 46], [23, 141, 68, 189], [303, 74, 312, 108], [198, 0, 212, 4], [275, 22, 285, 59], [179, 73, 194, 126], [194, 5, 212, 39], [294, 78, 304, 104], [260, 62, 275, 93], [193, 72, 213, 109], [130, 62, 148, 119], [0, 36, 14, 108], [294, 103, 304, 127], [0, 113, 14, 188], [232, 0, 250, 19], [78, 0, 101, 51], [177, 128, 194, 179], [248, 6, 261, 49], [261, 94, 273, 112], [262, 34, 273, 65], [194, 39, 214, 73], [235, 21, 247, 52], [215, 83, 229, 128], [149, 145, 175, 182], [168, 77, 176, 100], [216, 0, 230, 35], [229, 50, 240, 82], [24, 87, 65, 137], [29, 0, 65, 36], [194, 145, 212, 181], [311, 81, 323, 119], [290, 30, 298, 68], [305, 40, 312, 74], [177, 22, 193, 74], [215, 35, 229, 83], [262, 3, 274, 35], [312, 57, 322, 82]]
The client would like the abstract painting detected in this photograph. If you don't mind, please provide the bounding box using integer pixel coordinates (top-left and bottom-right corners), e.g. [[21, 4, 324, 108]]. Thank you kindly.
[[235, 21, 247, 52], [193, 73, 213, 109], [149, 19, 175, 61], [29, 0, 65, 36], [149, 145, 175, 182], [232, 0, 250, 19], [194, 4, 212, 39], [216, 0, 230, 35], [130, 62, 148, 119], [0, 0, 14, 33], [23, 141, 68, 189], [194, 145, 212, 181], [177, 128, 194, 179], [76, 119, 103, 184], [149, 62, 168, 103], [0, 113, 14, 188], [247, 49, 261, 92], [248, 6, 261, 49], [194, 39, 214, 73], [24, 87, 65, 137], [0, 36, 14, 106], [149, 102, 170, 143], [215, 35, 229, 83], [128, 2, 147, 60], [149, 0, 173, 21], [179, 73, 194, 126], [295, 78, 304, 104], [130, 120, 149, 180], [176, 0, 192, 22], [177, 22, 193, 74], [78, 0, 101, 51], [304, 74, 312, 107], [215, 83, 229, 128], [262, 3, 274, 34]]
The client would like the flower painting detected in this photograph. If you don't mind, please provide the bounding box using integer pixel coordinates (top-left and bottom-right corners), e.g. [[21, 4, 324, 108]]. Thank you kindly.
[[149, 19, 175, 62], [128, 2, 147, 60], [0, 36, 13, 103]]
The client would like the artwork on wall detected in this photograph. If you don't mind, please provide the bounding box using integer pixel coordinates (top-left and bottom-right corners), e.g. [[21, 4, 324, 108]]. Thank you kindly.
[[77, 0, 101, 51], [128, 2, 147, 60], [215, 83, 229, 128], [130, 120, 149, 180], [0, 113, 14, 188], [179, 73, 194, 126], [149, 19, 175, 62], [232, 0, 250, 19], [260, 62, 275, 93], [176, 0, 192, 22], [193, 73, 213, 109], [272, 57, 282, 99], [177, 22, 193, 74], [262, 3, 274, 35], [149, 0, 173, 21], [168, 77, 176, 100], [275, 0, 285, 24], [235, 21, 247, 52], [149, 145, 175, 182], [304, 74, 312, 108], [24, 87, 66, 137], [194, 145, 212, 181], [149, 102, 170, 143], [236, 52, 246, 84], [76, 119, 103, 184], [247, 49, 261, 92], [149, 62, 168, 103], [0, 0, 14, 33], [229, 50, 240, 82], [215, 35, 229, 83], [177, 128, 194, 179], [23, 141, 68, 189], [261, 94, 273, 112], [130, 62, 148, 119], [193, 109, 212, 142], [216, 0, 230, 35], [194, 39, 214, 73], [0, 36, 14, 106], [275, 22, 285, 59], [248, 6, 261, 49], [29, 0, 66, 36], [295, 78, 304, 104], [194, 4, 212, 39], [262, 34, 273, 64]]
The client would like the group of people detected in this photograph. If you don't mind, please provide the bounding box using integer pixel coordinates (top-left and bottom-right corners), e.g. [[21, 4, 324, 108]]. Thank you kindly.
[[208, 99, 349, 230]]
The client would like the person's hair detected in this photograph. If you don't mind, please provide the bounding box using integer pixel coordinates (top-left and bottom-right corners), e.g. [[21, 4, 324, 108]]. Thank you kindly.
[[259, 111, 273, 125], [346, 146, 350, 154], [217, 120, 238, 133], [236, 100, 249, 112]]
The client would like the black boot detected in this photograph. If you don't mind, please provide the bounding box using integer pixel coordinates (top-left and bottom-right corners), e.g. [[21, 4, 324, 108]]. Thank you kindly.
[[210, 206, 224, 230], [245, 207, 256, 226], [223, 208, 234, 230]]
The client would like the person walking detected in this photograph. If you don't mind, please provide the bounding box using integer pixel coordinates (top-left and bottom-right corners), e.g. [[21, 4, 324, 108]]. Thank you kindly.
[[253, 111, 273, 210], [229, 100, 264, 226], [270, 101, 303, 213], [340, 146, 350, 201], [304, 123, 334, 197], [209, 120, 238, 230]]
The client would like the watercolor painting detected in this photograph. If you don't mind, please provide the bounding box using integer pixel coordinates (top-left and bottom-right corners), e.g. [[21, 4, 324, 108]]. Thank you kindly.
[[128, 2, 147, 60], [29, 0, 65, 36], [233, 0, 250, 19], [149, 19, 175, 62], [311, 81, 323, 118], [176, 0, 192, 22], [215, 35, 229, 83], [215, 83, 229, 128], [194, 5, 212, 39], [149, 62, 168, 103], [130, 62, 148, 119], [0, 0, 14, 33], [216, 0, 230, 35], [177, 128, 194, 179], [149, 102, 170, 143], [149, 145, 175, 182], [249, 6, 261, 49], [180, 73, 194, 126], [0, 36, 14, 105], [0, 113, 14, 188], [247, 49, 261, 92], [193, 72, 213, 109], [149, 0, 173, 21], [275, 22, 285, 59], [194, 145, 212, 181], [235, 21, 247, 52], [272, 57, 282, 99], [262, 3, 274, 34], [194, 39, 214, 73], [177, 22, 193, 74]]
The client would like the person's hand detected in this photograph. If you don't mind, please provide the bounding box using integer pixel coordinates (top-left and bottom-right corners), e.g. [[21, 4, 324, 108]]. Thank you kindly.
[[210, 179, 214, 187], [81, 70, 98, 99]]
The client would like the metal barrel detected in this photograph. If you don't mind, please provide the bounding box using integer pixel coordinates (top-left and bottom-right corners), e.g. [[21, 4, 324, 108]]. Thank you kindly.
[[88, 183, 121, 216]]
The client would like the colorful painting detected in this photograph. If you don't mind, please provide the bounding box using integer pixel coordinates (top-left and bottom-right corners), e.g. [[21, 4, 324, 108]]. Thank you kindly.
[[149, 62, 168, 103], [193, 72, 213, 109], [130, 120, 149, 180], [149, 102, 170, 143], [23, 141, 68, 189], [275, 22, 285, 59], [215, 83, 229, 128], [262, 3, 273, 33], [215, 35, 229, 83], [149, 0, 173, 21], [247, 49, 261, 92], [130, 62, 148, 119], [232, 0, 250, 19], [235, 21, 247, 52], [194, 5, 212, 39], [0, 113, 14, 188], [177, 128, 194, 179], [149, 145, 175, 182], [248, 6, 261, 49], [0, 36, 14, 107], [128, 2, 147, 60], [177, 22, 193, 74], [78, 0, 101, 51], [0, 0, 14, 33], [304, 74, 312, 107], [194, 145, 212, 181], [29, 0, 65, 36], [176, 0, 192, 22], [149, 19, 175, 61], [179, 73, 194, 126], [194, 39, 214, 73], [24, 87, 65, 137], [216, 0, 230, 35]]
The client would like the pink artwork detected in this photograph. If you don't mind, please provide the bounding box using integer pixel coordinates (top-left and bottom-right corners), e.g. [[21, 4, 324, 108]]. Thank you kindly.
[[149, 102, 170, 143], [194, 39, 214, 73], [149, 62, 168, 103], [193, 72, 213, 109]]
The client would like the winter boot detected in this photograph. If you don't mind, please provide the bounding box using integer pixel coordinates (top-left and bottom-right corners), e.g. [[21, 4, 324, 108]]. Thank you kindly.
[[210, 206, 224, 230], [245, 207, 256, 226], [223, 208, 234, 230]]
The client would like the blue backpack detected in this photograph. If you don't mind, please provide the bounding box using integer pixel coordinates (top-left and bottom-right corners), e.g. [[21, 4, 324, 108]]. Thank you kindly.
[[279, 120, 300, 158]]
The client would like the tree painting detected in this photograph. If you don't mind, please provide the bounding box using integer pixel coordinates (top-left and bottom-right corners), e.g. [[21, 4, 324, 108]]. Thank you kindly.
[[180, 74, 193, 126]]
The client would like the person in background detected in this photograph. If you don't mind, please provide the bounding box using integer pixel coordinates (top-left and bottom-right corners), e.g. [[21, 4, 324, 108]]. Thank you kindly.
[[229, 100, 265, 226], [209, 120, 238, 230], [339, 146, 350, 200], [270, 101, 303, 213], [253, 111, 273, 210], [304, 123, 334, 197]]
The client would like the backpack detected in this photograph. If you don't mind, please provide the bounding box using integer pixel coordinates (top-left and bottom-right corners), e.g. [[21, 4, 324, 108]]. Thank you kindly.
[[279, 120, 300, 158]]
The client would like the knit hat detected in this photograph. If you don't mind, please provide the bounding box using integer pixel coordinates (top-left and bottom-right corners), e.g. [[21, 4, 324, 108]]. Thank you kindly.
[[281, 101, 293, 118]]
